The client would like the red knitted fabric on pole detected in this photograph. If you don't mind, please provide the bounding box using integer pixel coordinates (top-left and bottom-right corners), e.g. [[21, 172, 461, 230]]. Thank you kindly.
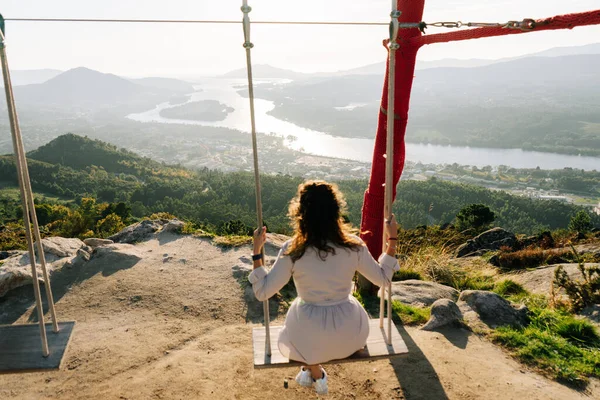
[[360, 0, 424, 258], [411, 10, 600, 48], [360, 6, 600, 260]]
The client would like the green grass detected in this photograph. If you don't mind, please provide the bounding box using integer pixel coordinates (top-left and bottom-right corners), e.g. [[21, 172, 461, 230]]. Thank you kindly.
[[353, 291, 430, 326], [492, 302, 600, 385], [452, 274, 495, 291], [392, 301, 431, 325], [393, 269, 424, 281], [494, 280, 528, 298]]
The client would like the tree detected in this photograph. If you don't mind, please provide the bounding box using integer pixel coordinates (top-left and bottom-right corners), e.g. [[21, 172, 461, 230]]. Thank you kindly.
[[455, 204, 496, 232], [569, 210, 592, 234], [96, 213, 125, 237]]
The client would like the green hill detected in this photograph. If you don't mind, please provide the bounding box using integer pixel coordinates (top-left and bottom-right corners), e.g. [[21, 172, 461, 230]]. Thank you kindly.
[[1, 134, 598, 235]]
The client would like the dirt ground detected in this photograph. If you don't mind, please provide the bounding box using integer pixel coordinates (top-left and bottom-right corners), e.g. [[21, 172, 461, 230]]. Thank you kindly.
[[0, 232, 598, 399]]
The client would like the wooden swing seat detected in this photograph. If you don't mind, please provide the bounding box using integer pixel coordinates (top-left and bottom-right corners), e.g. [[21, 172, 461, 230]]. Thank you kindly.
[[0, 321, 76, 373], [252, 318, 408, 368]]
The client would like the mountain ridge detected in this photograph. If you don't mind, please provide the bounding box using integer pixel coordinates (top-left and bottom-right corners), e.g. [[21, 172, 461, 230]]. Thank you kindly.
[[222, 42, 600, 79]]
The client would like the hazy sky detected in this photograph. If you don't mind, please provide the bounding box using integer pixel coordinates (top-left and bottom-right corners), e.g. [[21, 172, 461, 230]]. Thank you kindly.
[[2, 0, 599, 78]]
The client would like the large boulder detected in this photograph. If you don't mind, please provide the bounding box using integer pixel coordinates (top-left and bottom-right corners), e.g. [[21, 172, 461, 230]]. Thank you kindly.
[[109, 220, 163, 244], [84, 238, 114, 248], [456, 228, 516, 258], [422, 299, 463, 331], [38, 237, 85, 258], [0, 250, 74, 298], [384, 280, 459, 308], [163, 219, 185, 233], [506, 263, 598, 296], [458, 290, 528, 329]]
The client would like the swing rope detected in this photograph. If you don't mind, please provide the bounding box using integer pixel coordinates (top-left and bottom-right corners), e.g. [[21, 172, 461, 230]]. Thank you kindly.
[[241, 1, 271, 358], [0, 21, 60, 357]]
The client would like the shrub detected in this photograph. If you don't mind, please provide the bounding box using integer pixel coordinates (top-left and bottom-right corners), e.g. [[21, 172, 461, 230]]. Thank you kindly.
[[96, 213, 125, 237], [495, 248, 571, 270], [213, 235, 252, 248], [553, 247, 600, 312], [0, 223, 26, 251], [147, 212, 177, 221], [217, 219, 252, 236]]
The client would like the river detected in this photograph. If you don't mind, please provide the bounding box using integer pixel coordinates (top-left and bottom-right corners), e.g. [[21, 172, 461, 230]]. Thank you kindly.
[[127, 78, 600, 171]]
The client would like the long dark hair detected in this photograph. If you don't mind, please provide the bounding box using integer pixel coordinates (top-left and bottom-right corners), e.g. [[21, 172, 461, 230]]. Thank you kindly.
[[286, 180, 361, 262]]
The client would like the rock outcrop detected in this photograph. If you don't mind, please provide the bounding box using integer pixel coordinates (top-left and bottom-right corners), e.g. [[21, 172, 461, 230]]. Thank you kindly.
[[458, 290, 528, 329], [422, 299, 463, 331], [0, 237, 87, 297], [456, 228, 516, 258], [385, 280, 459, 308], [108, 219, 188, 244], [507, 263, 598, 296], [0, 250, 24, 261], [163, 219, 185, 233], [84, 238, 114, 248], [39, 237, 85, 258], [109, 220, 164, 244]]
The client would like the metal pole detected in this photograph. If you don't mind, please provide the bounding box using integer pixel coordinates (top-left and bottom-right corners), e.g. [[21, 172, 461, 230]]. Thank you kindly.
[[381, 1, 401, 345], [0, 17, 51, 356], [241, 1, 271, 358]]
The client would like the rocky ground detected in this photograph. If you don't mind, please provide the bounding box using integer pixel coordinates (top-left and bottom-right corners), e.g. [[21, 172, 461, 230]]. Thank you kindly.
[[0, 221, 598, 399]]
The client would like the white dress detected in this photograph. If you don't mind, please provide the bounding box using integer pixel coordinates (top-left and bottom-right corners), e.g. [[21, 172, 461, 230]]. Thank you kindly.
[[248, 236, 399, 365]]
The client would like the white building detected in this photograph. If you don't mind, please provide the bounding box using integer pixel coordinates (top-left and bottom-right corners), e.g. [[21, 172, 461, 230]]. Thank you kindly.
[[539, 195, 569, 203]]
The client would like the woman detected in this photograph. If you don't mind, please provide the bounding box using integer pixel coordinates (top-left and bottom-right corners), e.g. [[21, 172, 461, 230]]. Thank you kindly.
[[249, 180, 399, 395]]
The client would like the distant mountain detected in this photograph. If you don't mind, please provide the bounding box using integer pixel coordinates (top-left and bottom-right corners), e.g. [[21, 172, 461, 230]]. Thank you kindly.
[[530, 42, 600, 58], [339, 59, 497, 75], [8, 67, 189, 112], [228, 42, 600, 81], [129, 77, 195, 93], [332, 42, 600, 75], [0, 69, 62, 87], [222, 64, 307, 80], [412, 54, 600, 95], [14, 67, 141, 106]]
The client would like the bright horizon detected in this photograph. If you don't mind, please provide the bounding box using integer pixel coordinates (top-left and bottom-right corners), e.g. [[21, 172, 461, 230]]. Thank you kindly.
[[1, 0, 600, 78]]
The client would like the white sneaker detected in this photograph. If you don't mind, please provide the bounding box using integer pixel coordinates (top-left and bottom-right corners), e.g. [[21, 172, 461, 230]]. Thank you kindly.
[[313, 368, 328, 395], [295, 367, 313, 387]]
